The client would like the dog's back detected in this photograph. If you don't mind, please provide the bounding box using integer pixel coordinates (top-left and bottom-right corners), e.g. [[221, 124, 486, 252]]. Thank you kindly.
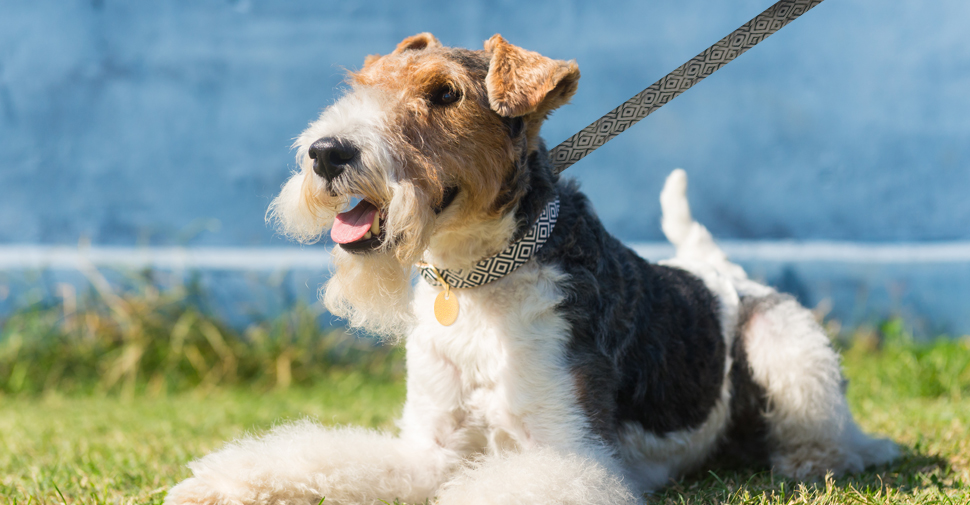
[[538, 178, 728, 438], [531, 165, 897, 488]]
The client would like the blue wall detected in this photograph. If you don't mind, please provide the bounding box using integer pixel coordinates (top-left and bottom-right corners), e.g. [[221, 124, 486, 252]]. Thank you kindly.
[[2, 0, 969, 246], [2, 0, 970, 334]]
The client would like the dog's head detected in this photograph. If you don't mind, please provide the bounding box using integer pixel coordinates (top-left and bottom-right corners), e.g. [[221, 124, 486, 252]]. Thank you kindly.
[[268, 33, 579, 336]]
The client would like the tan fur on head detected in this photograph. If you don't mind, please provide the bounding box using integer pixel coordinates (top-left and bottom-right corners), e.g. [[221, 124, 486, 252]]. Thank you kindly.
[[394, 32, 442, 54], [350, 36, 522, 256]]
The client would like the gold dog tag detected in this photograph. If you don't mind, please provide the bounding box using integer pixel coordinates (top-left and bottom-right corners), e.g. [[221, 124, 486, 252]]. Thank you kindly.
[[420, 263, 459, 326], [434, 288, 459, 326]]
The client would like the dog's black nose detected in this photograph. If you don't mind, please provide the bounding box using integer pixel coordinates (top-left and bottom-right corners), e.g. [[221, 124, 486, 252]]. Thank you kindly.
[[308, 137, 359, 181]]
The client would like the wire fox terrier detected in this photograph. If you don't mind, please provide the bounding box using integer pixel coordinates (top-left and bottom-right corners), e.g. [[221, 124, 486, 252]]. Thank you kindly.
[[166, 33, 897, 505]]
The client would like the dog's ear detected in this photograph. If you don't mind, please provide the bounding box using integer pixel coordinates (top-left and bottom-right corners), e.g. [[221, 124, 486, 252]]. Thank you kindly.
[[361, 33, 441, 70], [484, 34, 580, 118], [393, 33, 442, 54]]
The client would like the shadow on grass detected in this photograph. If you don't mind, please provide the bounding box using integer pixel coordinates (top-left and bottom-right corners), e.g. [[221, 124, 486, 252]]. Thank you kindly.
[[648, 443, 960, 504]]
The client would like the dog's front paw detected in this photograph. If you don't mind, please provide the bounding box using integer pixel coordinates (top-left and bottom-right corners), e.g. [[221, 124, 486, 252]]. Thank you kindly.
[[436, 448, 638, 505], [164, 477, 247, 505]]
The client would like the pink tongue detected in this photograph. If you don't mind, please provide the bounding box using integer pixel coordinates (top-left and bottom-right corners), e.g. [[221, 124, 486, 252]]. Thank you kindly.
[[332, 200, 379, 244]]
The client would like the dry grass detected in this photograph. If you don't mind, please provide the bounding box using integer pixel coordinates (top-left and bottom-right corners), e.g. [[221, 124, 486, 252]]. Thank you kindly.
[[0, 270, 401, 397]]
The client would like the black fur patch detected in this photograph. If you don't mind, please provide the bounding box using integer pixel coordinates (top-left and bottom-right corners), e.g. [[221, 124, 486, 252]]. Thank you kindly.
[[517, 144, 726, 441], [504, 117, 525, 139], [709, 294, 798, 469], [709, 296, 774, 468]]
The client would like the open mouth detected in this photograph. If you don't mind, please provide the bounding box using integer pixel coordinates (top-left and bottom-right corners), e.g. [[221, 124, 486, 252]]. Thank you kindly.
[[331, 199, 385, 252], [330, 187, 459, 253]]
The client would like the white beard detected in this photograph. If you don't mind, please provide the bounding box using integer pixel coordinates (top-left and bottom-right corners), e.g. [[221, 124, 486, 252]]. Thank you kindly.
[[323, 247, 416, 340]]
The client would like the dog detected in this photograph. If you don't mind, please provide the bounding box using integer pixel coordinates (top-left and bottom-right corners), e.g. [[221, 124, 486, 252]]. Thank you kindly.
[[166, 33, 897, 505]]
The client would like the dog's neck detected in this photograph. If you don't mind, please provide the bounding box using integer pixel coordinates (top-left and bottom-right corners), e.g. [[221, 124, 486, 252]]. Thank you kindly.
[[422, 140, 560, 271], [417, 197, 560, 289], [512, 144, 560, 240]]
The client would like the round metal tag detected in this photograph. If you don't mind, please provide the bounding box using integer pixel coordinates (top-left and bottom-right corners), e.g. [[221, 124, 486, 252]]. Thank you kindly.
[[434, 290, 459, 326]]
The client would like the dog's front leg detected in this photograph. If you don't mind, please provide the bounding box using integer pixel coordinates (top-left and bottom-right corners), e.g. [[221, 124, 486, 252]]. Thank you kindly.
[[164, 421, 454, 505], [435, 446, 638, 505], [415, 330, 640, 505]]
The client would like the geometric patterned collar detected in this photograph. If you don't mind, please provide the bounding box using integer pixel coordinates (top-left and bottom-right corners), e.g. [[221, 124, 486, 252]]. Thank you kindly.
[[416, 198, 560, 290]]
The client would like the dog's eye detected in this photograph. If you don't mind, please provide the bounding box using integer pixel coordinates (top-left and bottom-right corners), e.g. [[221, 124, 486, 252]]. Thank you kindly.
[[430, 85, 461, 107]]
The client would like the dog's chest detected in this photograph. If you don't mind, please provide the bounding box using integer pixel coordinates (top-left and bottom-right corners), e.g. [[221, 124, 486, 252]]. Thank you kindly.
[[408, 262, 589, 452]]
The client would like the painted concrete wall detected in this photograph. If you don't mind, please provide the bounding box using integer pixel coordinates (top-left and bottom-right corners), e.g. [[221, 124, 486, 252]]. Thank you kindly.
[[3, 0, 969, 245], [2, 0, 969, 333]]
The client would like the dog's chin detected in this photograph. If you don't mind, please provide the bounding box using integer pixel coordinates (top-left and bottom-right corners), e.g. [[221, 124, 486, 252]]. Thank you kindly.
[[325, 243, 415, 339]]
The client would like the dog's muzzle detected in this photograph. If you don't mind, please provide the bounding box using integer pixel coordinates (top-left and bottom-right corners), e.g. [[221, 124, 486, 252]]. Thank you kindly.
[[309, 137, 359, 181]]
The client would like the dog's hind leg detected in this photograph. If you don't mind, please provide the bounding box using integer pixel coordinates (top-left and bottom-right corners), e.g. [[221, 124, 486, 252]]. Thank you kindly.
[[739, 295, 898, 479], [164, 421, 454, 505]]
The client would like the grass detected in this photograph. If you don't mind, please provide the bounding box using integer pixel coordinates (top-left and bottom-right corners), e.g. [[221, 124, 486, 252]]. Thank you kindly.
[[0, 379, 405, 504], [1, 277, 969, 504]]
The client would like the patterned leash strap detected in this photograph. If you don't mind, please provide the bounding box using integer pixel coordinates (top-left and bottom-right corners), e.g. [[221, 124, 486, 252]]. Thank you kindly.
[[549, 0, 825, 174]]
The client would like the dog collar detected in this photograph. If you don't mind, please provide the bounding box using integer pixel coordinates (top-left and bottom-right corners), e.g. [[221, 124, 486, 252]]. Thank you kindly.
[[416, 198, 560, 291]]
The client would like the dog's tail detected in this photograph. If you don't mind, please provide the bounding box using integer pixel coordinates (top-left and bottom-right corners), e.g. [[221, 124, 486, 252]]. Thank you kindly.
[[659, 168, 697, 249], [660, 169, 746, 279]]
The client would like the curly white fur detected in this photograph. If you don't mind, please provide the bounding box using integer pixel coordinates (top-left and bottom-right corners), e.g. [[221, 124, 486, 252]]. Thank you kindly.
[[166, 422, 450, 505], [437, 448, 636, 505]]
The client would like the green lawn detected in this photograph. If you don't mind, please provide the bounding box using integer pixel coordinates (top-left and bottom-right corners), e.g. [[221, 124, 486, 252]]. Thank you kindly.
[[0, 375, 405, 504], [1, 298, 968, 504]]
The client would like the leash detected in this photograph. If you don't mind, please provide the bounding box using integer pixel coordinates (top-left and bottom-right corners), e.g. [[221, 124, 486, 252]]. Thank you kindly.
[[549, 0, 825, 173]]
